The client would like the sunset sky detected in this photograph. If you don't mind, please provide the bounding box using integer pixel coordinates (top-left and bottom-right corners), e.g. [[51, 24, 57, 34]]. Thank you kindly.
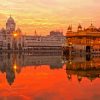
[[0, 0, 100, 35]]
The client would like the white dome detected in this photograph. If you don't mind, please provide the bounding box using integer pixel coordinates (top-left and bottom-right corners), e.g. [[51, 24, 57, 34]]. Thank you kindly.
[[7, 16, 15, 24]]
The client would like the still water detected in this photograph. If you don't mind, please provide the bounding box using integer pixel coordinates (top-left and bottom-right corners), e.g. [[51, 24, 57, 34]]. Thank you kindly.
[[0, 53, 100, 100]]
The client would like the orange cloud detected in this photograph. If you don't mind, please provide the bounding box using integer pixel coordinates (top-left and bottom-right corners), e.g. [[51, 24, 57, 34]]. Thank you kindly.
[[0, 0, 100, 35]]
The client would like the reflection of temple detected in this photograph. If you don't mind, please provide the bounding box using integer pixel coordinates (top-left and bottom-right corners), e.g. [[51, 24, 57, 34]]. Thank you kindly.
[[6, 69, 15, 85], [66, 55, 100, 82], [0, 53, 63, 85]]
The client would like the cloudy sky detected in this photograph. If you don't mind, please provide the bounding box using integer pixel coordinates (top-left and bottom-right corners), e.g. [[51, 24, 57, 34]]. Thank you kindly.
[[0, 0, 100, 35]]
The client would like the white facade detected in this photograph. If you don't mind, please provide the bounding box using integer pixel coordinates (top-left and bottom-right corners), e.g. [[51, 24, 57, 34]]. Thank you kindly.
[[23, 33, 65, 49], [0, 16, 65, 50], [0, 16, 22, 50]]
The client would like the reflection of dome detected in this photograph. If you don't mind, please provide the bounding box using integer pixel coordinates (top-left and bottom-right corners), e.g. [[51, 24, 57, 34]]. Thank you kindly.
[[7, 16, 15, 24], [78, 75, 82, 82], [67, 74, 72, 80], [88, 77, 95, 82], [6, 69, 15, 85]]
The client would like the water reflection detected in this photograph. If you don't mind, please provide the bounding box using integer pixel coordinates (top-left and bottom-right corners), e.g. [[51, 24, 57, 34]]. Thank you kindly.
[[0, 53, 63, 85], [0, 52, 100, 85], [65, 54, 100, 82], [0, 53, 100, 100]]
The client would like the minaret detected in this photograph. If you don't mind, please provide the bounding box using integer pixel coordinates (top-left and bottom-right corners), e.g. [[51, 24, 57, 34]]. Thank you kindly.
[[78, 24, 82, 32], [34, 30, 38, 36], [67, 25, 72, 33]]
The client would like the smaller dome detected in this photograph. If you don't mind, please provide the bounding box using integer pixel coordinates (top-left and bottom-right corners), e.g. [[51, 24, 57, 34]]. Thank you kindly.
[[1, 28, 6, 31], [16, 28, 21, 33], [0, 28, 6, 33], [16, 28, 22, 35], [68, 25, 72, 30]]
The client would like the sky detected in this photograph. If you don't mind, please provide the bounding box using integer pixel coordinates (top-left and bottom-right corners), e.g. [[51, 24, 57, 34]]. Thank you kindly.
[[0, 0, 100, 35]]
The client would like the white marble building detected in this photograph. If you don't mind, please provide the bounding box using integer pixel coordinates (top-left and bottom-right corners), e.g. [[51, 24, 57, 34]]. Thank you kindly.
[[0, 16, 65, 50], [23, 31, 65, 49]]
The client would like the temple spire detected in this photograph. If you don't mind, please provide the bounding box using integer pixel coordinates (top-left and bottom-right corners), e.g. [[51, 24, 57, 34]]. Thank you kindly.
[[34, 30, 38, 36]]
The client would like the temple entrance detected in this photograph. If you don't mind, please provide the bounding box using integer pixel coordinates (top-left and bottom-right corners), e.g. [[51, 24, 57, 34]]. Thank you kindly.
[[7, 43, 11, 50], [86, 46, 91, 53]]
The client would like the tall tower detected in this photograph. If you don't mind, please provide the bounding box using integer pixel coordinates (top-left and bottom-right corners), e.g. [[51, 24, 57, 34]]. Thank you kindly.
[[6, 15, 16, 34]]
